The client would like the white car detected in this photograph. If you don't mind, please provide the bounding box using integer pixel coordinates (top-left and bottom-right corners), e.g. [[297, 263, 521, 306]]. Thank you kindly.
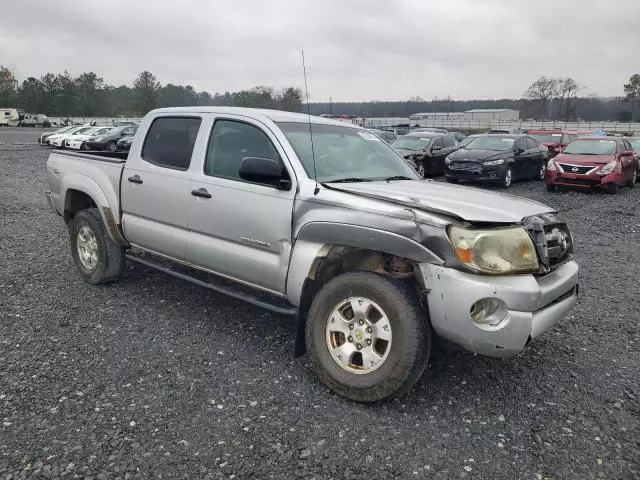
[[65, 127, 115, 150], [48, 126, 95, 148]]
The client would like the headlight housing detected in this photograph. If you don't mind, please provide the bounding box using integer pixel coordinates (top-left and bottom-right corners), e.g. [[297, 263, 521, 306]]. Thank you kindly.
[[448, 226, 539, 274], [445, 156, 453, 164], [597, 160, 616, 176], [484, 158, 504, 166], [92, 137, 104, 142], [546, 159, 556, 170]]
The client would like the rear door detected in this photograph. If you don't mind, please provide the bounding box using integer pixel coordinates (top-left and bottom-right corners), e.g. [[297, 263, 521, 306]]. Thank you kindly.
[[187, 115, 297, 294], [121, 116, 202, 261], [512, 138, 530, 179], [526, 136, 545, 177]]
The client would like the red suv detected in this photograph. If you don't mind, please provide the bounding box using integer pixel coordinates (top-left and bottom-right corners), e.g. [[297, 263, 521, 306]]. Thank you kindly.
[[528, 130, 576, 157], [545, 136, 638, 193]]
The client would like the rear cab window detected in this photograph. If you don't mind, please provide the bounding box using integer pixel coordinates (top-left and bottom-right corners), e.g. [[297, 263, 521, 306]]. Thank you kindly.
[[141, 117, 201, 170]]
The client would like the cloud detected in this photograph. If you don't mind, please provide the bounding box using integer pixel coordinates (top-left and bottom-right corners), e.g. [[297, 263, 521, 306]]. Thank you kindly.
[[1, 0, 638, 100]]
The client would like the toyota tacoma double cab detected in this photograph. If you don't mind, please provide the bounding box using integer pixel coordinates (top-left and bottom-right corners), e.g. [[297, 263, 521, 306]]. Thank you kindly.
[[46, 107, 579, 402]]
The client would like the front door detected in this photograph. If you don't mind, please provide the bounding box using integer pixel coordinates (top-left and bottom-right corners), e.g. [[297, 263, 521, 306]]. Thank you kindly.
[[187, 117, 296, 294], [121, 116, 202, 261]]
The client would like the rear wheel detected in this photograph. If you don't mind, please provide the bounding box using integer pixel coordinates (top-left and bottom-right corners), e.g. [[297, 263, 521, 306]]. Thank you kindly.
[[69, 208, 125, 284], [306, 272, 430, 402]]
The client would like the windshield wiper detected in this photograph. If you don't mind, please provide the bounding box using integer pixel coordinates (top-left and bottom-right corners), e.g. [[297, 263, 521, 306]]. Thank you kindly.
[[325, 177, 374, 183], [382, 175, 413, 182]]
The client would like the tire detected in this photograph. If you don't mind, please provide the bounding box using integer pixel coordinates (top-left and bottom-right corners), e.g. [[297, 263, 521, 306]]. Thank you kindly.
[[106, 141, 117, 152], [606, 183, 619, 194], [626, 169, 636, 188], [446, 177, 459, 184], [415, 160, 425, 178], [499, 167, 512, 188], [537, 163, 546, 181], [69, 208, 125, 284], [546, 184, 556, 192], [305, 271, 430, 402], [80, 142, 87, 151]]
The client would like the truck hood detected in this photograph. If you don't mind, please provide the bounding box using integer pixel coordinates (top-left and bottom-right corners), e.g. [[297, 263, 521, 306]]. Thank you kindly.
[[326, 180, 554, 223]]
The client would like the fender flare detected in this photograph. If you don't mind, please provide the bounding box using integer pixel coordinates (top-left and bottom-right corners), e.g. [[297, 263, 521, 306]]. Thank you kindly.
[[61, 175, 126, 245]]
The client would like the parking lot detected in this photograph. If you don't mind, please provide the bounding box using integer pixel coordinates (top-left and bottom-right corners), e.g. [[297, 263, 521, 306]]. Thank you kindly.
[[1, 128, 639, 479]]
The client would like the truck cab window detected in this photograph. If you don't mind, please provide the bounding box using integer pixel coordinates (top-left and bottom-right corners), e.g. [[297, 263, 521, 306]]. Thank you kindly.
[[141, 117, 201, 170], [205, 119, 283, 182]]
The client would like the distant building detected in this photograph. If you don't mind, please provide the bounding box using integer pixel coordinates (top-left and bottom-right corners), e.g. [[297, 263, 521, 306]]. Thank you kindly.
[[464, 109, 520, 121], [409, 112, 466, 122]]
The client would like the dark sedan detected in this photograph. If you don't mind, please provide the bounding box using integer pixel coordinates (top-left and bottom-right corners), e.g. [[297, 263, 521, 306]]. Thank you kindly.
[[391, 132, 459, 177], [116, 135, 135, 152], [85, 125, 137, 152], [445, 134, 548, 188]]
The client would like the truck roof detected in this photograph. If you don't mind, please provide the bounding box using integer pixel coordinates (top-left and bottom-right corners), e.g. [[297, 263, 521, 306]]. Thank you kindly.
[[150, 107, 360, 127]]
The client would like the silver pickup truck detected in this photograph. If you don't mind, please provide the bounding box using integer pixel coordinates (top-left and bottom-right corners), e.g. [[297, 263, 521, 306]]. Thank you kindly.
[[46, 107, 578, 402]]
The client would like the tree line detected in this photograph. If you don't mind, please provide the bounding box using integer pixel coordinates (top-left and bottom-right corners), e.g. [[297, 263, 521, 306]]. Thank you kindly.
[[1, 65, 639, 122], [0, 67, 304, 118]]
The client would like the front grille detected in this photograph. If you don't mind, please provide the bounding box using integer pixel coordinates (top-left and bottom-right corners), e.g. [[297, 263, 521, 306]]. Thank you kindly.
[[524, 214, 573, 272], [557, 163, 596, 175], [448, 162, 482, 172]]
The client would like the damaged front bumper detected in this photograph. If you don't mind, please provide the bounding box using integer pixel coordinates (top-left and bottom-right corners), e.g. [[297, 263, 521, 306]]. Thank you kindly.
[[421, 260, 578, 357]]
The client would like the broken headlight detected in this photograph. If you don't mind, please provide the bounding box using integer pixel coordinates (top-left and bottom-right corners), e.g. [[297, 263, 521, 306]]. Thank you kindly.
[[448, 226, 539, 274]]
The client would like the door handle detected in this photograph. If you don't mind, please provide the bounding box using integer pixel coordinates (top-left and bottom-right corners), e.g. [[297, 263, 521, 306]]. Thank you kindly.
[[127, 175, 143, 184], [191, 188, 212, 199]]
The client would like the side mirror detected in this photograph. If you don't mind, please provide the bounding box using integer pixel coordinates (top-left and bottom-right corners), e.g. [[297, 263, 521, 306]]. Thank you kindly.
[[239, 157, 290, 190], [431, 145, 442, 152]]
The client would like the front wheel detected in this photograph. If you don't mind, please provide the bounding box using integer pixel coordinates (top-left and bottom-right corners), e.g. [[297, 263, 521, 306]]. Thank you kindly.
[[537, 163, 546, 181], [106, 141, 117, 152], [69, 208, 125, 284], [499, 167, 512, 188], [546, 184, 556, 192], [306, 272, 430, 402], [626, 169, 636, 188]]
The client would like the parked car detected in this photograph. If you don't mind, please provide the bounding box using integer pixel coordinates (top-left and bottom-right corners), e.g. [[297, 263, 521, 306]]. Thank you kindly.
[[528, 130, 576, 157], [628, 137, 640, 176], [487, 127, 524, 134], [449, 131, 466, 143], [112, 120, 138, 127], [365, 128, 397, 144], [39, 125, 77, 144], [65, 127, 116, 150], [391, 132, 459, 177], [85, 125, 137, 152], [411, 127, 448, 134], [459, 134, 480, 148], [45, 107, 578, 402], [116, 134, 135, 152], [545, 136, 638, 193], [48, 126, 95, 148], [445, 134, 548, 188]]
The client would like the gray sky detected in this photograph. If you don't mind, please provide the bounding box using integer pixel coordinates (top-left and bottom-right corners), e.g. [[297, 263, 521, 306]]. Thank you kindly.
[[1, 0, 638, 102]]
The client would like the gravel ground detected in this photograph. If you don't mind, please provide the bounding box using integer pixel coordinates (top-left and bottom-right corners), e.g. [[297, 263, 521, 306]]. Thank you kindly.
[[1, 128, 639, 480]]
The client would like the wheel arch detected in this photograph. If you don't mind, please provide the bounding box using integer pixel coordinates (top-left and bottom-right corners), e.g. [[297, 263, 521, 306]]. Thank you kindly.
[[288, 222, 441, 357]]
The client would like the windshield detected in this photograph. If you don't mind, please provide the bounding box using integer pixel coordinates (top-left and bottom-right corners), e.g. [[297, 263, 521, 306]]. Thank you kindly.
[[460, 136, 478, 147], [92, 127, 113, 136], [54, 126, 75, 134], [277, 122, 419, 182], [391, 137, 430, 151], [530, 133, 562, 143], [466, 136, 515, 151], [563, 139, 616, 155], [72, 127, 93, 135], [629, 140, 640, 152]]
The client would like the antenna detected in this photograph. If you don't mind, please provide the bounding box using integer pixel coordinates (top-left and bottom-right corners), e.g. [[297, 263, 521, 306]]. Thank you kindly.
[[302, 50, 320, 195]]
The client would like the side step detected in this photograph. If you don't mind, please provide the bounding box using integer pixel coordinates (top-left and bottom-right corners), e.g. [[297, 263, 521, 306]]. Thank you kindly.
[[126, 253, 298, 316]]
